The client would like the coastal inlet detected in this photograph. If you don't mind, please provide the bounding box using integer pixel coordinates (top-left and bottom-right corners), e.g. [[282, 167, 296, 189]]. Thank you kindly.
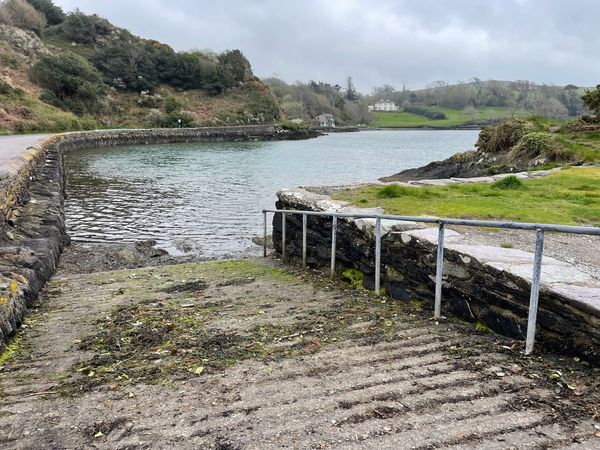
[[65, 130, 478, 257]]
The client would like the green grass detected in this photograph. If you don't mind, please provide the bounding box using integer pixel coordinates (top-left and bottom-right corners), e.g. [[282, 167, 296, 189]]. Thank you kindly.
[[370, 106, 530, 128], [335, 167, 600, 226]]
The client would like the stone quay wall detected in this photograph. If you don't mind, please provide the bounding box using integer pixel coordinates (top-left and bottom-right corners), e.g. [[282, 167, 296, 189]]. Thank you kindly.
[[272, 189, 600, 363], [0, 125, 320, 349]]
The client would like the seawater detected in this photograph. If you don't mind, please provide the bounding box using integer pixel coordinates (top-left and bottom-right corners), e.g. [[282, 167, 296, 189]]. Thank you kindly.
[[65, 129, 479, 257]]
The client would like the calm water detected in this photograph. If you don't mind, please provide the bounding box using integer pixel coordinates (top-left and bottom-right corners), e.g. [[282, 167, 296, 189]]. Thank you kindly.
[[65, 130, 478, 256]]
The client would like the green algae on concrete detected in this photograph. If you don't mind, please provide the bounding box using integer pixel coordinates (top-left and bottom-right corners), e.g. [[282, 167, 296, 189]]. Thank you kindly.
[[54, 259, 436, 394]]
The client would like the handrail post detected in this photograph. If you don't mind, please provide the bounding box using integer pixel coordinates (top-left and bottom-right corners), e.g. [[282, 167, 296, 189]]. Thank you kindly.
[[302, 213, 308, 269], [525, 228, 544, 355], [375, 217, 381, 294], [263, 211, 267, 257], [434, 222, 445, 319], [330, 215, 337, 279], [281, 212, 286, 262]]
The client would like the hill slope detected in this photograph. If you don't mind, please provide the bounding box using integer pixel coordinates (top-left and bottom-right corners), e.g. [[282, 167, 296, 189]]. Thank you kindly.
[[0, 2, 281, 133]]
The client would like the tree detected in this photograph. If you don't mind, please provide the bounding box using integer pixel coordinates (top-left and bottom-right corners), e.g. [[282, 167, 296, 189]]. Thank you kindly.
[[533, 97, 568, 119], [61, 9, 111, 44], [93, 39, 158, 91], [27, 0, 65, 25], [582, 85, 600, 116], [31, 52, 106, 115], [345, 76, 358, 101], [560, 84, 583, 117], [217, 49, 252, 88], [0, 0, 46, 34]]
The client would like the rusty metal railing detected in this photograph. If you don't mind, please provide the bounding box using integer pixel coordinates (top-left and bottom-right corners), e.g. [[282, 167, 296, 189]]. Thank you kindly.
[[262, 209, 600, 355]]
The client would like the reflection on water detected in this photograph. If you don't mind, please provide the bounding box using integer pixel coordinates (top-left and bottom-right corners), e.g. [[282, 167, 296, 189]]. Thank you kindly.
[[65, 130, 478, 257]]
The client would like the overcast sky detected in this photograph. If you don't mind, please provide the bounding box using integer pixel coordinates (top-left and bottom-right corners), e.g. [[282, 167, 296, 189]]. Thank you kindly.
[[52, 0, 599, 93]]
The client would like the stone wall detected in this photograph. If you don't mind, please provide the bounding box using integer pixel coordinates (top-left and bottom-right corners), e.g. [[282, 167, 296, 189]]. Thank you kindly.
[[0, 138, 67, 347], [273, 189, 600, 363], [54, 125, 321, 151], [0, 126, 320, 349]]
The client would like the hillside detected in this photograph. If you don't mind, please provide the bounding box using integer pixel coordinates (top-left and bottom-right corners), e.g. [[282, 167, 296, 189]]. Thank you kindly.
[[0, 1, 281, 133], [367, 79, 589, 128], [370, 106, 530, 128]]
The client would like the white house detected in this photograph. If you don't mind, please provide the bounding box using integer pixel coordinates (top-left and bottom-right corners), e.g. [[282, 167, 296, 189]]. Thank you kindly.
[[368, 99, 399, 112]]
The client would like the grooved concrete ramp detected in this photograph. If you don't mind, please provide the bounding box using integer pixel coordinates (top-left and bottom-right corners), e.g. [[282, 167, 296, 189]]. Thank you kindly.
[[0, 259, 597, 449]]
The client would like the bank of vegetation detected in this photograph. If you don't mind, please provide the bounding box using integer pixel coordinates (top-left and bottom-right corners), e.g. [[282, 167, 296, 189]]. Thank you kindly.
[[337, 167, 600, 226], [0, 0, 281, 132], [338, 89, 600, 225], [368, 79, 589, 128], [264, 76, 373, 126]]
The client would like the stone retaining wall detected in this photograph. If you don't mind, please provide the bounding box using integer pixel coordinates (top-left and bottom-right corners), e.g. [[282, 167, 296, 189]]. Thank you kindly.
[[273, 189, 600, 363], [0, 126, 320, 349]]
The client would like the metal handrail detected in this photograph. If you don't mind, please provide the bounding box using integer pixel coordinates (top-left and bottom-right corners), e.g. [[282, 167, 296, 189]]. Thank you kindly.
[[262, 208, 600, 355]]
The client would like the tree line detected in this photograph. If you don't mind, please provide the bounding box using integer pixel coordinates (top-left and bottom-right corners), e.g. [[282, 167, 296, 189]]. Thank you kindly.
[[264, 76, 373, 125], [368, 79, 587, 119]]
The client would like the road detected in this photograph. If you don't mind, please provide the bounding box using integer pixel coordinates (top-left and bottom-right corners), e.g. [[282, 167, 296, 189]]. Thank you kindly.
[[0, 134, 51, 175]]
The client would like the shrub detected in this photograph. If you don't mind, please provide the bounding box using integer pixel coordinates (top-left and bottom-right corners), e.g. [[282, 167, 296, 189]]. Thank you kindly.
[[93, 39, 160, 91], [279, 119, 309, 130], [403, 105, 447, 120], [145, 108, 165, 128], [491, 176, 525, 190], [0, 0, 46, 34], [31, 52, 106, 115], [164, 96, 181, 114], [513, 132, 553, 157], [61, 9, 111, 44], [0, 79, 13, 95], [376, 184, 436, 199], [582, 84, 600, 116], [27, 0, 65, 25], [476, 119, 532, 153], [137, 92, 162, 108], [160, 111, 195, 128]]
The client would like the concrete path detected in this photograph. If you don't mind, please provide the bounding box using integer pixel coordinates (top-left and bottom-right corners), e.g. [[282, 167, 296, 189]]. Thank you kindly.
[[0, 134, 51, 177], [0, 258, 597, 449]]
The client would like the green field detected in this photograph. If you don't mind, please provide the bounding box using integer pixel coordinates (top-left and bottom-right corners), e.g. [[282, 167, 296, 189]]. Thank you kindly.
[[335, 167, 600, 226], [370, 106, 530, 128]]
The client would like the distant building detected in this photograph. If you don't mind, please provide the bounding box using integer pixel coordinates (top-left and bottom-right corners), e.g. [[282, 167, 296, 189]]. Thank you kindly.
[[315, 113, 336, 127], [368, 99, 399, 112]]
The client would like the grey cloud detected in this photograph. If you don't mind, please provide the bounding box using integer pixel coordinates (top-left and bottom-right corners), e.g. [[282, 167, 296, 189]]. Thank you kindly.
[[52, 0, 600, 92]]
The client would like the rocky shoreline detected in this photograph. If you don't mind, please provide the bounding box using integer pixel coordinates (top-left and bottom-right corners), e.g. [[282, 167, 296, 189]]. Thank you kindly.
[[0, 125, 320, 349]]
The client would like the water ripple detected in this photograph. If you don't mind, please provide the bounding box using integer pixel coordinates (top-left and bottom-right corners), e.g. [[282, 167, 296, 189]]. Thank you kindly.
[[65, 130, 478, 257]]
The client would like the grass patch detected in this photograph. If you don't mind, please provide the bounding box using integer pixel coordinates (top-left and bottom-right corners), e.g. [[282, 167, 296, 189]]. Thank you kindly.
[[370, 106, 530, 128], [341, 268, 365, 290], [491, 176, 525, 190], [376, 184, 438, 199], [336, 167, 600, 226]]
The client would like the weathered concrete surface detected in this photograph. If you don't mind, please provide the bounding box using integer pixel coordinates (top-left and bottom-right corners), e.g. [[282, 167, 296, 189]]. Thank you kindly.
[[273, 188, 600, 362], [0, 258, 597, 449]]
